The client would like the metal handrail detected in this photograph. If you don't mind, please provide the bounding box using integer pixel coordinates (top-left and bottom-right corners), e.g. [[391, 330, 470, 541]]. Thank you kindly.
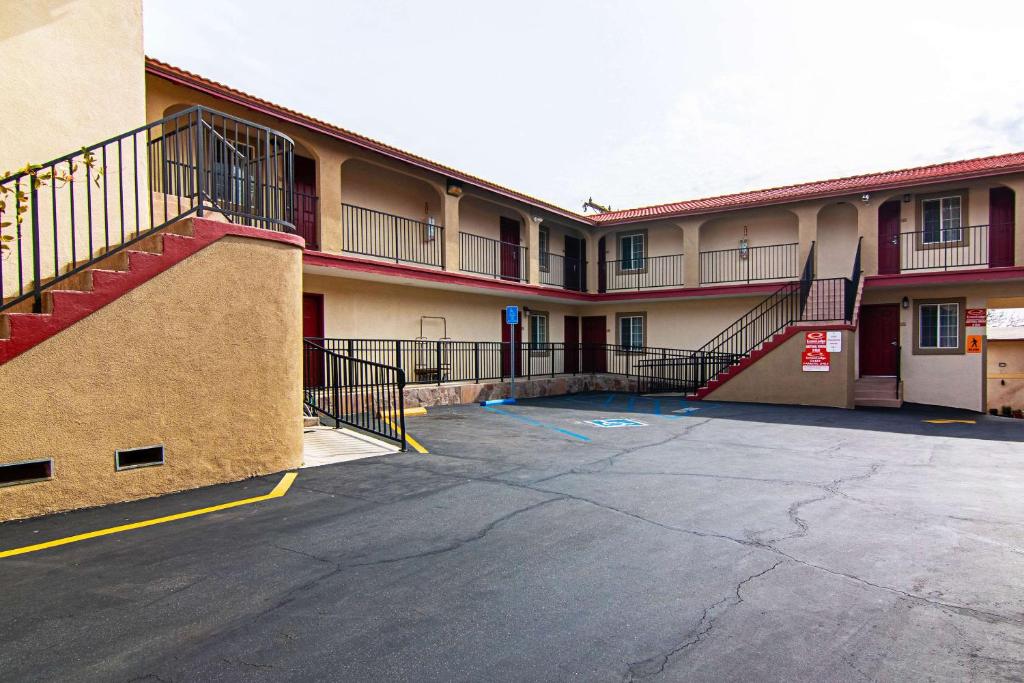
[[341, 202, 444, 268]]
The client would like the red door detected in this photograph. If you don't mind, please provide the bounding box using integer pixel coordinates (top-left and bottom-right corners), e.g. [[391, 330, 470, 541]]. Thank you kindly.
[[859, 304, 899, 376], [302, 293, 325, 386], [989, 187, 1015, 268], [581, 316, 607, 373], [564, 316, 580, 373], [500, 310, 523, 377], [295, 156, 318, 250], [878, 201, 901, 275], [597, 236, 607, 293], [499, 217, 522, 280]]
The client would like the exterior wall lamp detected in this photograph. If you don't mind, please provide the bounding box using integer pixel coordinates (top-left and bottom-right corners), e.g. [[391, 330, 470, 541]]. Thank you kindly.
[[901, 296, 910, 309], [861, 193, 871, 203], [903, 193, 912, 203], [446, 179, 464, 197]]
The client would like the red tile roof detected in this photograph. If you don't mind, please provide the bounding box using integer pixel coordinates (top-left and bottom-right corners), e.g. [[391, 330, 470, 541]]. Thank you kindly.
[[592, 152, 1024, 223], [146, 57, 1024, 228]]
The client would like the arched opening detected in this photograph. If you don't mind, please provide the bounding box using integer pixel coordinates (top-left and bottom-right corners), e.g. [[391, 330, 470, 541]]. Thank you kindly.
[[698, 208, 799, 284], [816, 202, 859, 278], [339, 159, 445, 267]]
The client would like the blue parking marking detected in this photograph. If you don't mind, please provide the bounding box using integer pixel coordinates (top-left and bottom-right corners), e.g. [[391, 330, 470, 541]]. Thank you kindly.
[[483, 406, 591, 442]]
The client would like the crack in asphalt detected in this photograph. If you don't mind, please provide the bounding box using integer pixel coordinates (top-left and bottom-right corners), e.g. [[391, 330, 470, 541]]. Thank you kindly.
[[769, 462, 884, 544], [623, 560, 787, 680]]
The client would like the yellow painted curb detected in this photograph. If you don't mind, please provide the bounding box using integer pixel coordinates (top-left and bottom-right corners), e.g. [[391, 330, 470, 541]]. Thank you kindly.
[[381, 416, 429, 454], [0, 472, 298, 559], [923, 419, 976, 425], [377, 407, 427, 418]]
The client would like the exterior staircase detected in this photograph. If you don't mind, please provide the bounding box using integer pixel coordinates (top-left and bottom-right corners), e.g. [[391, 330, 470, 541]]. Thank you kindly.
[[854, 377, 903, 408]]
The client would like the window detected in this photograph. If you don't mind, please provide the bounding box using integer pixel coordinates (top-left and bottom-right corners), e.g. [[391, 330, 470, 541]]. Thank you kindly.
[[539, 227, 550, 271], [618, 314, 645, 349], [913, 298, 965, 355], [530, 312, 549, 345], [922, 196, 962, 244], [919, 303, 958, 348], [619, 232, 646, 271]]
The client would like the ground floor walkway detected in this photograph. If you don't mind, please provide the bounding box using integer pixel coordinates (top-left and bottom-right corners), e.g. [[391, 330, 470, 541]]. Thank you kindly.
[[1, 396, 1022, 680]]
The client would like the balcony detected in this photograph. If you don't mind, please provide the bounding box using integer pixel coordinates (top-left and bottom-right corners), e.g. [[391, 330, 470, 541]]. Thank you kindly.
[[599, 253, 684, 292], [459, 232, 528, 282], [886, 223, 1013, 273], [341, 203, 444, 268], [539, 252, 586, 291], [295, 190, 319, 250], [699, 242, 799, 285]]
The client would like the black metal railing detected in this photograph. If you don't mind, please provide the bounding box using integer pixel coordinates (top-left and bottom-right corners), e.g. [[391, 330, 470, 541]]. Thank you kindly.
[[1, 105, 294, 313], [600, 254, 684, 291], [295, 190, 319, 250], [699, 242, 799, 285], [896, 223, 1008, 271], [303, 339, 406, 449], [845, 237, 863, 322], [341, 203, 444, 268], [459, 232, 528, 281], [539, 252, 586, 291]]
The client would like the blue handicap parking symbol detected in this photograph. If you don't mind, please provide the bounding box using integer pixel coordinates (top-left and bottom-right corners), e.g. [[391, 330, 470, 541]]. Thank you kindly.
[[671, 407, 701, 415], [587, 418, 647, 428]]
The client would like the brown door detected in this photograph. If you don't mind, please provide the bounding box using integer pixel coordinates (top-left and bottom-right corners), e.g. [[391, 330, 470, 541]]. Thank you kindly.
[[581, 315, 607, 373], [564, 315, 580, 373], [859, 304, 900, 376], [295, 156, 318, 250], [499, 217, 522, 280], [500, 310, 523, 377], [302, 293, 325, 386], [564, 236, 584, 291], [878, 201, 901, 275], [989, 187, 1015, 268], [597, 236, 607, 293]]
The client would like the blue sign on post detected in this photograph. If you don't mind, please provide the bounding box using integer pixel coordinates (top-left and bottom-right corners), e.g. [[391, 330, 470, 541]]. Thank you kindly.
[[505, 305, 519, 325]]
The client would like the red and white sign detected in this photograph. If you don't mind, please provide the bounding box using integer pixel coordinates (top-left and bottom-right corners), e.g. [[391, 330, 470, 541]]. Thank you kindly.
[[804, 331, 827, 350], [965, 308, 987, 327], [802, 348, 831, 372]]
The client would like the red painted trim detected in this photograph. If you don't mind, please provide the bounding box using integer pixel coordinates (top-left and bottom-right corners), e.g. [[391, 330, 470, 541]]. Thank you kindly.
[[302, 249, 790, 302], [0, 218, 303, 366], [864, 266, 1024, 289]]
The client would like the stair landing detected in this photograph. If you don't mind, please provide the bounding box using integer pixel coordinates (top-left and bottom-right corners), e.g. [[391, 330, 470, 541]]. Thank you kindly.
[[855, 376, 903, 408]]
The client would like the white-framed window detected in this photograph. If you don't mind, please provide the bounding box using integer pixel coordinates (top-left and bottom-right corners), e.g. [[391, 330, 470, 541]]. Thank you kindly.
[[530, 312, 549, 346], [619, 232, 646, 271], [919, 302, 959, 349], [539, 226, 550, 271], [618, 314, 644, 349], [922, 196, 962, 244]]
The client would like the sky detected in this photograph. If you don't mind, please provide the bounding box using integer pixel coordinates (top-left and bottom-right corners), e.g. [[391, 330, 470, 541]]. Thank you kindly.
[[144, 0, 1024, 214]]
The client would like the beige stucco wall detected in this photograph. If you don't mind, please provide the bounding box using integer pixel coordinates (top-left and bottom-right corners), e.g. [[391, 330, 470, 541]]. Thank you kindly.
[[0, 0, 146, 172], [987, 339, 1024, 413], [0, 232, 304, 521], [585, 296, 764, 349], [339, 158, 443, 224], [816, 202, 859, 278], [707, 329, 854, 408]]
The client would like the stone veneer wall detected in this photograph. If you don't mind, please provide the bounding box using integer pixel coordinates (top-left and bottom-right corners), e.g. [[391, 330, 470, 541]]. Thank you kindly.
[[403, 375, 639, 408]]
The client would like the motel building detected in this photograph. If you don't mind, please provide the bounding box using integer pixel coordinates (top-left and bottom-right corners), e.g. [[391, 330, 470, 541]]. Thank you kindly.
[[1, 1, 1023, 520]]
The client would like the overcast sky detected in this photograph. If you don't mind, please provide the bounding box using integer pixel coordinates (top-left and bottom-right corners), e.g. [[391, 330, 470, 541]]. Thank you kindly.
[[144, 0, 1024, 213]]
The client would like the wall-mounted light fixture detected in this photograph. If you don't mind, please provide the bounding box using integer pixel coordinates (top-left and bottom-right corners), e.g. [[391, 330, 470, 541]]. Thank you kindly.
[[902, 193, 912, 203], [531, 215, 543, 223], [446, 179, 464, 197], [861, 193, 871, 204], [901, 296, 910, 309]]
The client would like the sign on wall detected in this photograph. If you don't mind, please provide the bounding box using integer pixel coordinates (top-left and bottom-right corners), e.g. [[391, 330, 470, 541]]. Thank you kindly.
[[805, 331, 842, 353], [802, 347, 831, 372], [966, 335, 983, 354], [965, 308, 987, 327]]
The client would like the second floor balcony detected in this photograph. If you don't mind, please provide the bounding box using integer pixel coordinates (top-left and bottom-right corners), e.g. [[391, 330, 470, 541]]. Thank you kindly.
[[341, 203, 445, 269], [699, 242, 799, 285], [598, 253, 684, 291], [458, 231, 528, 282], [883, 222, 1014, 273]]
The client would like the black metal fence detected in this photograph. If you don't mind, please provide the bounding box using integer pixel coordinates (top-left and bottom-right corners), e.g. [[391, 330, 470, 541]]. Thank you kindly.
[[303, 339, 407, 449], [698, 242, 799, 285], [295, 190, 319, 250], [845, 237, 863, 322], [539, 252, 586, 291], [600, 254, 684, 291], [897, 223, 1008, 271], [459, 232, 528, 281], [341, 203, 444, 268], [1, 105, 295, 314]]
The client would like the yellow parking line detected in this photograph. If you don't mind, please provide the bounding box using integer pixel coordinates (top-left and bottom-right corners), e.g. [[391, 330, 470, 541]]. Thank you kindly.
[[0, 472, 297, 559], [381, 416, 429, 454], [923, 419, 976, 425]]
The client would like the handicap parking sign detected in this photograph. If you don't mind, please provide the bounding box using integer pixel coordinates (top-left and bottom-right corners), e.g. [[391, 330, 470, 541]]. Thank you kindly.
[[505, 305, 519, 325], [587, 418, 647, 428]]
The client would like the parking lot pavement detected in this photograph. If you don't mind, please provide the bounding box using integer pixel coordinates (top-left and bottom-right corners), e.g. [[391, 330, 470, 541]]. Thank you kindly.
[[2, 394, 1023, 681]]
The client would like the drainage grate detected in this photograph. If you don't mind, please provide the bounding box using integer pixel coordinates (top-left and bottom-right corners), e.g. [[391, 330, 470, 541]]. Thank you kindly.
[[115, 445, 165, 471], [0, 459, 53, 487]]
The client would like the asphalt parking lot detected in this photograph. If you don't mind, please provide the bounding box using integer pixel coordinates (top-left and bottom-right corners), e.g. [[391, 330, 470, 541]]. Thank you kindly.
[[2, 394, 1023, 681]]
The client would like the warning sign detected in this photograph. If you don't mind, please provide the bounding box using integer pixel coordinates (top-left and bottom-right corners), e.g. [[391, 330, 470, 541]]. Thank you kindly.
[[802, 347, 831, 372], [826, 331, 842, 353], [966, 335, 983, 354], [965, 308, 987, 327], [804, 331, 827, 349]]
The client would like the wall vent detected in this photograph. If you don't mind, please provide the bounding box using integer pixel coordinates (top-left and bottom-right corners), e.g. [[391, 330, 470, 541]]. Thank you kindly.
[[115, 445, 165, 471], [0, 459, 54, 487]]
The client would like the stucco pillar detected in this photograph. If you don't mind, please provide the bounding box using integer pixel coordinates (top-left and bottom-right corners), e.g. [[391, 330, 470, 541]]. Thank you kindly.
[[855, 200, 879, 277], [584, 229, 604, 292], [317, 150, 347, 254], [525, 215, 542, 283], [442, 193, 461, 272], [674, 219, 701, 288], [793, 206, 818, 272]]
